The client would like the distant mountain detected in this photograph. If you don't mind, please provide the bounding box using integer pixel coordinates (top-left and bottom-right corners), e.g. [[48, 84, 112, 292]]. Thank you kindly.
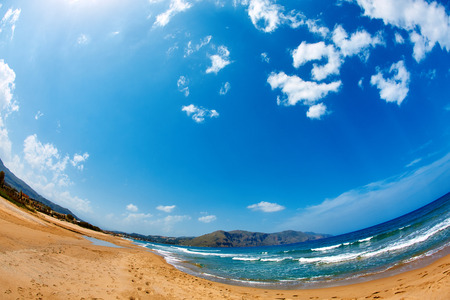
[[120, 230, 331, 248], [116, 232, 195, 245], [184, 230, 331, 247], [0, 158, 79, 219]]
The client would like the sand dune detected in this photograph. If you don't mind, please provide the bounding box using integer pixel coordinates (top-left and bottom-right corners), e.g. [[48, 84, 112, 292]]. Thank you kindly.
[[0, 196, 449, 299]]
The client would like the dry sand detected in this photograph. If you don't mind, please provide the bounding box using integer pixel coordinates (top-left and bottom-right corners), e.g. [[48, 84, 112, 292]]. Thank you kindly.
[[0, 196, 449, 300]]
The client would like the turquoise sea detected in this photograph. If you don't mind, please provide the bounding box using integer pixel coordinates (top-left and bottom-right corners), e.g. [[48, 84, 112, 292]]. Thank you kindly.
[[134, 192, 450, 288]]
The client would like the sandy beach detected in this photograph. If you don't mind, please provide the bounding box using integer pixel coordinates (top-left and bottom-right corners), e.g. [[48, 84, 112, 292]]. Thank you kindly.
[[1, 196, 449, 300]]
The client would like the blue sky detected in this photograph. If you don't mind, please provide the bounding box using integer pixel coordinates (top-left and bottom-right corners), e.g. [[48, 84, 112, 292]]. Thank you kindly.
[[0, 0, 449, 236]]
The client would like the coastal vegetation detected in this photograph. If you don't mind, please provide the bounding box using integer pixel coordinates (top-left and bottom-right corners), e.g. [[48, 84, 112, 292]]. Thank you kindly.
[[0, 167, 102, 232]]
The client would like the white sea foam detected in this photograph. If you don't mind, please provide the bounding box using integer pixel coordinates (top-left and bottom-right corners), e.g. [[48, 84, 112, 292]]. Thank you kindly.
[[154, 249, 184, 264], [261, 257, 293, 262], [311, 244, 341, 252], [176, 247, 236, 258], [358, 236, 374, 243], [232, 257, 260, 261], [363, 217, 450, 259], [298, 252, 366, 264], [404, 241, 450, 263]]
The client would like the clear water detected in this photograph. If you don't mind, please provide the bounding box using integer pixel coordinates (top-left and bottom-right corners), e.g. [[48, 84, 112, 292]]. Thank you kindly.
[[83, 236, 122, 248], [134, 193, 450, 288]]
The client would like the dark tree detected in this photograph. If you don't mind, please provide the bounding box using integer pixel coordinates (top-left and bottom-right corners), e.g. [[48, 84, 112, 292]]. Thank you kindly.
[[0, 171, 5, 187]]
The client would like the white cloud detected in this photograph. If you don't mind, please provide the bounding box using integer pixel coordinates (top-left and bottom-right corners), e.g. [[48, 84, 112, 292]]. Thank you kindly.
[[182, 104, 219, 123], [358, 78, 364, 89], [0, 60, 91, 216], [54, 190, 91, 213], [267, 72, 341, 107], [177, 75, 189, 97], [248, 201, 285, 212], [354, 0, 450, 62], [184, 35, 212, 57], [282, 152, 450, 234], [160, 215, 191, 232], [124, 212, 153, 223], [24, 134, 69, 174], [34, 111, 44, 120], [292, 41, 341, 81], [306, 103, 327, 120], [410, 31, 434, 62], [395, 32, 405, 44], [406, 158, 422, 168], [332, 25, 383, 58], [206, 45, 231, 74], [157, 205, 176, 213], [126, 203, 139, 212], [301, 18, 330, 38], [71, 152, 89, 171], [261, 52, 270, 63], [76, 34, 89, 45], [154, 0, 192, 27], [0, 59, 17, 163], [244, 0, 304, 33], [370, 60, 410, 105], [219, 82, 231, 95], [0, 59, 18, 116], [246, 0, 282, 33], [1, 8, 21, 40], [198, 215, 217, 223]]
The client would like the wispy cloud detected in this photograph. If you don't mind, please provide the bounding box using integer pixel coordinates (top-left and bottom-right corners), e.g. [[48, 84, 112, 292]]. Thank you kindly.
[[184, 35, 212, 57], [282, 152, 450, 234], [34, 111, 44, 120], [71, 153, 89, 171], [0, 8, 21, 40], [406, 158, 422, 168], [153, 0, 192, 27], [261, 52, 270, 63], [248, 201, 285, 213], [395, 32, 405, 44], [219, 82, 231, 95], [182, 104, 219, 123], [370, 60, 410, 105], [177, 76, 189, 97], [157, 205, 176, 213], [76, 33, 89, 45], [198, 215, 217, 223]]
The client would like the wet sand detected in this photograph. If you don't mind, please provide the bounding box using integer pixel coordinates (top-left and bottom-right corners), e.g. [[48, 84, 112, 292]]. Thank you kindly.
[[1, 196, 449, 299]]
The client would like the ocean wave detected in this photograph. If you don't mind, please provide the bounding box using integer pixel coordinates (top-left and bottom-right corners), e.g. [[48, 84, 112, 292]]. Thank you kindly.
[[176, 247, 236, 258], [357, 236, 374, 243], [311, 244, 342, 252], [298, 252, 365, 264], [261, 257, 294, 262], [296, 218, 450, 265], [363, 217, 450, 259], [232, 257, 260, 261]]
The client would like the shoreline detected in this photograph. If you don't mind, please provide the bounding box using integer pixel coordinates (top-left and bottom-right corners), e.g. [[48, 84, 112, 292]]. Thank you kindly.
[[149, 241, 450, 290], [1, 196, 449, 299]]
